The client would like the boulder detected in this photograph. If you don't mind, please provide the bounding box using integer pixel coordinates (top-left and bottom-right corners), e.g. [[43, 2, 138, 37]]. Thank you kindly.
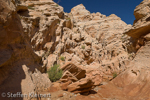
[[61, 63, 86, 80], [60, 71, 78, 82], [60, 71, 78, 90], [134, 0, 150, 21], [47, 54, 57, 69], [67, 77, 94, 93], [16, 4, 28, 12], [144, 33, 150, 41], [124, 0, 150, 38], [86, 69, 103, 86], [58, 63, 97, 93], [31, 69, 52, 92]]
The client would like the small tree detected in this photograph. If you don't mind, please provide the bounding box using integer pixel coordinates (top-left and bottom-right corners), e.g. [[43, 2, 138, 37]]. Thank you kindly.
[[47, 64, 63, 82]]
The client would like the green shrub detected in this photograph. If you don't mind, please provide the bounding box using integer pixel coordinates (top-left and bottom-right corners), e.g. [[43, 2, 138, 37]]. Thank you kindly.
[[57, 20, 60, 24], [60, 56, 65, 61], [47, 64, 63, 82], [28, 6, 34, 10], [113, 72, 117, 78], [81, 45, 85, 49], [66, 17, 71, 20], [55, 4, 59, 7], [19, 15, 23, 19], [122, 34, 126, 37]]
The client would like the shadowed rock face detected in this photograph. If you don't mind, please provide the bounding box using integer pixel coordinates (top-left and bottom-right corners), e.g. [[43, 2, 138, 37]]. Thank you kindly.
[[0, 0, 51, 100]]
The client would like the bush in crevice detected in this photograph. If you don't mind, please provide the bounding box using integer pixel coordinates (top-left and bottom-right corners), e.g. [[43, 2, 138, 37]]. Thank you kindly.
[[55, 4, 59, 7], [47, 64, 63, 82], [60, 56, 65, 61], [113, 72, 117, 78], [28, 6, 34, 10], [81, 45, 85, 49], [66, 17, 71, 20]]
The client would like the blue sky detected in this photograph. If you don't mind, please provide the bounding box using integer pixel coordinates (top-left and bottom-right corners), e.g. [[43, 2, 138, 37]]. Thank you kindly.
[[53, 0, 143, 24]]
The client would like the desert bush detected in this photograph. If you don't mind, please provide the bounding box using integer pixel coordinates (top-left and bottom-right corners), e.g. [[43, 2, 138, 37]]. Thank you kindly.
[[47, 64, 63, 82], [66, 17, 71, 20], [55, 4, 59, 7], [81, 45, 85, 49], [28, 6, 34, 10], [60, 56, 65, 61], [113, 72, 117, 78], [57, 20, 60, 24]]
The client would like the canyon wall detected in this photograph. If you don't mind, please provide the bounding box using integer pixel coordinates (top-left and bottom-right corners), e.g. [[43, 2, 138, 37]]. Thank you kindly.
[[1, 0, 150, 100], [0, 0, 51, 100]]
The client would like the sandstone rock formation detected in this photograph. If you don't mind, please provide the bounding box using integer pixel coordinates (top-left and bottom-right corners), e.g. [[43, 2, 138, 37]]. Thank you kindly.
[[18, 0, 132, 76], [1, 0, 150, 99], [12, 1, 134, 94], [61, 63, 86, 80], [124, 0, 150, 39], [59, 63, 94, 93], [0, 0, 51, 100], [110, 0, 150, 99], [78, 0, 150, 99], [67, 77, 94, 94]]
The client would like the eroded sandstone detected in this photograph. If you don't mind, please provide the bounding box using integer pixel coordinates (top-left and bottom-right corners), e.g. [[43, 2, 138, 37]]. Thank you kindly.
[[1, 0, 149, 100]]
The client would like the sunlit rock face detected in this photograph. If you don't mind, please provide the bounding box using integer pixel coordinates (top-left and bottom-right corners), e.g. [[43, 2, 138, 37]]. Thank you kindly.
[[3, 0, 150, 99], [124, 0, 150, 39], [17, 0, 132, 77], [86, 0, 150, 99], [109, 0, 150, 99]]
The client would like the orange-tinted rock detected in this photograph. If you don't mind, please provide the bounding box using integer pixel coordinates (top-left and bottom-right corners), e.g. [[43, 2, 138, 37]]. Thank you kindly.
[[86, 69, 103, 86], [58, 93, 63, 97], [48, 82, 61, 92], [92, 0, 150, 99], [111, 41, 150, 99], [60, 71, 78, 90], [60, 70, 78, 82], [61, 63, 86, 80], [60, 80, 72, 90], [67, 78, 94, 93]]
